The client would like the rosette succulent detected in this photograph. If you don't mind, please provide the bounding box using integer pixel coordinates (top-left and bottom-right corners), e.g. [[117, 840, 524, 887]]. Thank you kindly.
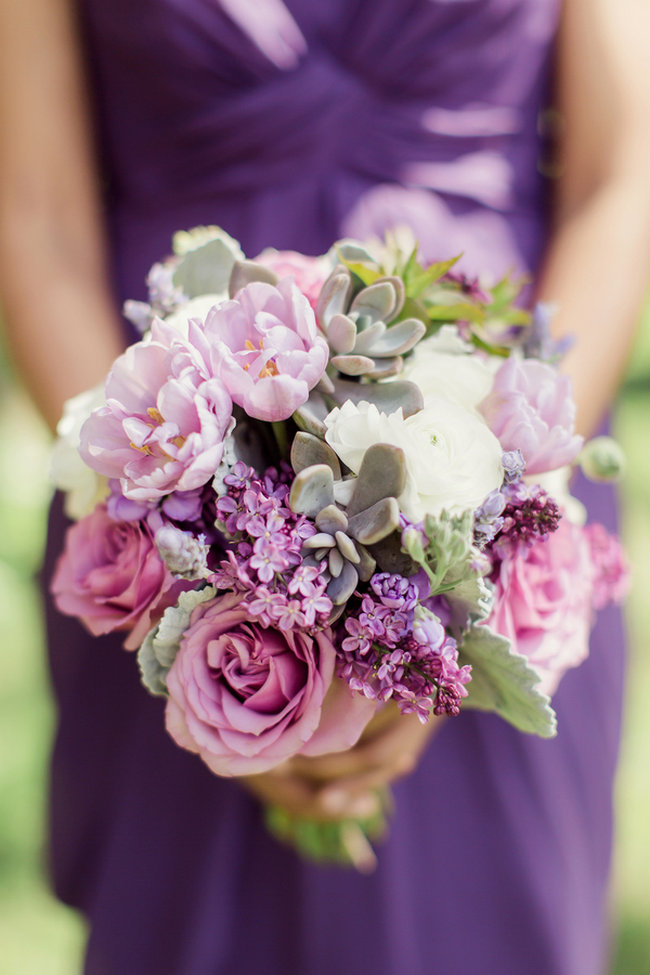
[[316, 265, 426, 380], [288, 433, 415, 607]]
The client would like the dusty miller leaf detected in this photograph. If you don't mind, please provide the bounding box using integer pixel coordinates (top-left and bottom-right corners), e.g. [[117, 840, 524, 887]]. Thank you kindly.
[[444, 572, 494, 637], [137, 586, 217, 697], [459, 624, 557, 738]]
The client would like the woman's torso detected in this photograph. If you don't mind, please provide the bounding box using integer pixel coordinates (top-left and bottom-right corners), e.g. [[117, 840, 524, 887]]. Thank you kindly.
[[45, 4, 626, 973], [78, 0, 560, 301]]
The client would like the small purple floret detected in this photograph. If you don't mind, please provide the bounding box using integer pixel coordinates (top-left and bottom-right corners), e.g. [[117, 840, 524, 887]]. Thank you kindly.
[[338, 602, 471, 723], [501, 449, 526, 484], [213, 463, 332, 632]]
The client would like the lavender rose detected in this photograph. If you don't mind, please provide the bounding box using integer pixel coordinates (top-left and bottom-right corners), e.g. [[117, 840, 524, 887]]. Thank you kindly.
[[51, 504, 188, 651], [479, 356, 583, 475], [165, 592, 375, 776]]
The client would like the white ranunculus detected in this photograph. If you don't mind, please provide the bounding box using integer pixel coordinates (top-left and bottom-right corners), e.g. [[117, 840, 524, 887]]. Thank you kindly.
[[324, 399, 503, 521], [402, 327, 497, 412], [50, 384, 110, 520]]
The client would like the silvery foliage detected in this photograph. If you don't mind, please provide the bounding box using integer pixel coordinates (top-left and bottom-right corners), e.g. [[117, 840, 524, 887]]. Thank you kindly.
[[137, 586, 217, 697]]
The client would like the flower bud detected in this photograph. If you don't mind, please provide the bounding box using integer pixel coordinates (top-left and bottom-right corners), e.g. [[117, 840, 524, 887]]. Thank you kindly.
[[579, 437, 626, 483]]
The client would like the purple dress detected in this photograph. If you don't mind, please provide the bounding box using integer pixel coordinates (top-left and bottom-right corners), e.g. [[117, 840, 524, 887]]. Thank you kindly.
[[44, 2, 625, 972]]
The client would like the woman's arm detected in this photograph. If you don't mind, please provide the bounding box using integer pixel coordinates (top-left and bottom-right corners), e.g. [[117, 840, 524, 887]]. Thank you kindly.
[[0, 0, 124, 433], [537, 0, 650, 436]]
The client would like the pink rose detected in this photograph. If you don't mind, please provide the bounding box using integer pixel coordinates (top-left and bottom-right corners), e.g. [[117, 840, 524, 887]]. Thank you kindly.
[[80, 328, 233, 501], [197, 278, 329, 422], [254, 249, 330, 309], [51, 505, 188, 651], [480, 357, 583, 475], [584, 522, 630, 610], [165, 592, 375, 776], [487, 519, 595, 697]]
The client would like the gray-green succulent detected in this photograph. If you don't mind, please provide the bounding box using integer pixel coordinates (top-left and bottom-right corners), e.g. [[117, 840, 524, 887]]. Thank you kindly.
[[288, 434, 417, 607], [317, 266, 426, 380]]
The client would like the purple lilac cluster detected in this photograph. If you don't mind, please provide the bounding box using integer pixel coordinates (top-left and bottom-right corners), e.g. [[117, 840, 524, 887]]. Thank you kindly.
[[475, 481, 561, 563], [474, 448, 560, 557], [213, 461, 333, 631], [474, 450, 525, 546], [123, 261, 186, 334], [492, 481, 561, 558], [337, 572, 471, 722]]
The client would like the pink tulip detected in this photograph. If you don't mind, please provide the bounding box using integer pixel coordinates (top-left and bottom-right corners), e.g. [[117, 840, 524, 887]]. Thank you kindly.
[[480, 357, 583, 475], [197, 278, 329, 422], [80, 334, 233, 501]]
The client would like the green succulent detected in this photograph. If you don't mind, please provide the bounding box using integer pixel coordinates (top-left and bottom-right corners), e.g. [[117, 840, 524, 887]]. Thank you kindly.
[[317, 265, 426, 380], [288, 434, 417, 607]]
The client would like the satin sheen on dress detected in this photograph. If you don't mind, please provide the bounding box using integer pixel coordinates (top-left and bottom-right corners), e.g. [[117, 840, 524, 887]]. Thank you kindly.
[[43, 2, 625, 972]]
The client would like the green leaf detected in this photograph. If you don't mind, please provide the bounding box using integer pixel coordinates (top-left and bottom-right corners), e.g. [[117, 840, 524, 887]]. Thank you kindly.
[[392, 295, 429, 328], [137, 629, 170, 698], [424, 301, 485, 323], [341, 261, 382, 288], [466, 333, 512, 358], [399, 244, 421, 282], [406, 255, 461, 297], [459, 624, 557, 738], [485, 272, 529, 316], [403, 510, 475, 594], [333, 240, 378, 265], [264, 796, 388, 869]]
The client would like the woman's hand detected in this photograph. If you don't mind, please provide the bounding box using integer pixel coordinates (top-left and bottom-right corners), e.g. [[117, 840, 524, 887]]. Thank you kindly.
[[241, 703, 444, 822]]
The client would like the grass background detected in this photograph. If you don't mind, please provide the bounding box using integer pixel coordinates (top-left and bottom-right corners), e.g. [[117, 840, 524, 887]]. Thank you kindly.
[[0, 314, 648, 975]]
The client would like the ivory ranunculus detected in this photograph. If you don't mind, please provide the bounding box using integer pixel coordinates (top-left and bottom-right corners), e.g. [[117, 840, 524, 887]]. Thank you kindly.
[[50, 384, 110, 520], [324, 399, 503, 521], [401, 327, 497, 412]]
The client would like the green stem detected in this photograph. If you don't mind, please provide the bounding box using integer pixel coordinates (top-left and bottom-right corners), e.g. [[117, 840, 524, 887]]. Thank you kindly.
[[271, 421, 290, 459]]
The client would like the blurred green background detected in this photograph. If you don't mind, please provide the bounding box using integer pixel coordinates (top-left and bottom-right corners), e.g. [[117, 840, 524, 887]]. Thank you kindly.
[[0, 316, 648, 975]]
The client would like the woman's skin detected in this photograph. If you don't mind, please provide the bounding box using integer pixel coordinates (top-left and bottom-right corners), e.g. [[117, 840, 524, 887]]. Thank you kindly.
[[1, 0, 649, 824]]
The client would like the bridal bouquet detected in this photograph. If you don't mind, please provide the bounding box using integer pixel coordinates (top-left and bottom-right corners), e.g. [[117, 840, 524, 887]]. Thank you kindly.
[[50, 226, 627, 863]]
